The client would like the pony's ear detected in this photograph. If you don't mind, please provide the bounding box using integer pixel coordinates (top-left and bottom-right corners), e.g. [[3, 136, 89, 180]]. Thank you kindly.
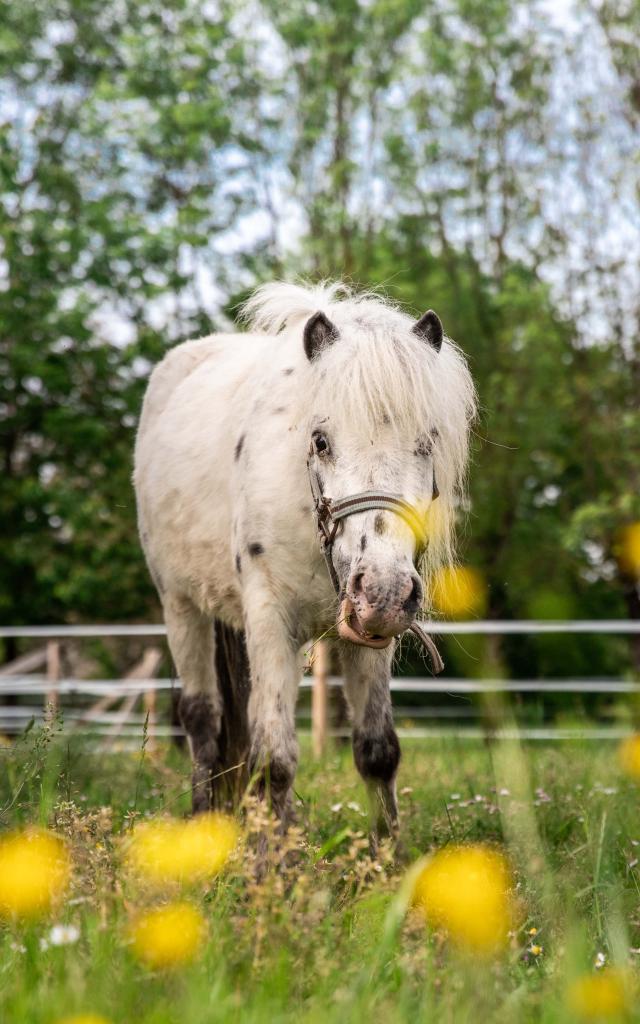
[[303, 311, 339, 361], [412, 310, 443, 352]]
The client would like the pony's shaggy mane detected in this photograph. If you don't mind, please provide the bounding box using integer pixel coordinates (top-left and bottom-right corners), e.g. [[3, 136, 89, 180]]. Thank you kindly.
[[241, 281, 477, 594]]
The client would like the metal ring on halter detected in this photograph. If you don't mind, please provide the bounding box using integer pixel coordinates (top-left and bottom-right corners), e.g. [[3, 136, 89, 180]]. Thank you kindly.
[[306, 459, 444, 674]]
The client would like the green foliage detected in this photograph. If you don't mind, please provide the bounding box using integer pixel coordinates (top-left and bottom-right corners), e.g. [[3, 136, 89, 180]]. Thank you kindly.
[[0, 0, 259, 623]]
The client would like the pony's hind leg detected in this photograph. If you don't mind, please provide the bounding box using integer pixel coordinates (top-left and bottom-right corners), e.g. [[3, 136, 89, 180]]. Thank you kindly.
[[339, 643, 401, 852], [163, 592, 222, 813]]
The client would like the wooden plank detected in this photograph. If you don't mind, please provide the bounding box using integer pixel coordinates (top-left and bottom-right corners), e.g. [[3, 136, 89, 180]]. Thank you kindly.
[[75, 647, 163, 728], [0, 647, 47, 676], [99, 647, 163, 752]]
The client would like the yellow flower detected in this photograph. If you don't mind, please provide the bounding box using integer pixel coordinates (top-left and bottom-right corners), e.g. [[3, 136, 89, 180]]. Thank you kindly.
[[54, 1016, 112, 1024], [431, 566, 486, 619], [411, 844, 514, 955], [530, 944, 543, 956], [124, 813, 238, 885], [129, 902, 205, 969], [614, 522, 640, 580], [0, 829, 70, 919], [566, 969, 629, 1019], [618, 735, 640, 781]]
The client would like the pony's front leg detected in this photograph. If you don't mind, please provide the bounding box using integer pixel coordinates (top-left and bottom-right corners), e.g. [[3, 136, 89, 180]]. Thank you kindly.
[[339, 643, 401, 850], [244, 591, 300, 825]]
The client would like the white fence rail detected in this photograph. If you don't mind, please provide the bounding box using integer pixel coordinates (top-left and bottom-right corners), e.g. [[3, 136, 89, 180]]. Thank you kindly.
[[2, 675, 640, 696], [2, 620, 640, 638], [0, 622, 638, 750]]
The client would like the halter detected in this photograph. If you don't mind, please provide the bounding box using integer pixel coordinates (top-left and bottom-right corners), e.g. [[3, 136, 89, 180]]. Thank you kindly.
[[307, 459, 444, 674]]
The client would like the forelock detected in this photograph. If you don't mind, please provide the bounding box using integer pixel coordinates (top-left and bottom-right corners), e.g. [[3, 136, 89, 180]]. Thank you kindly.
[[243, 280, 477, 587]]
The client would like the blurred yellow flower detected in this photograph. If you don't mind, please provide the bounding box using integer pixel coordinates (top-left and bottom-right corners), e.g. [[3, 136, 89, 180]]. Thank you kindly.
[[411, 843, 514, 955], [566, 969, 629, 1019], [618, 735, 640, 780], [129, 902, 205, 969], [124, 812, 238, 885], [431, 565, 486, 619], [615, 522, 640, 580], [0, 829, 70, 919], [55, 1016, 112, 1024]]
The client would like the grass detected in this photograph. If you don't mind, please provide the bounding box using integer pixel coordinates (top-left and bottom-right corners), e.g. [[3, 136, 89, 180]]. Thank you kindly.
[[0, 719, 639, 1023]]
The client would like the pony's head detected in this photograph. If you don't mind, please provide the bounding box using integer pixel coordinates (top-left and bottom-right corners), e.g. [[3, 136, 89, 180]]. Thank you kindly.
[[243, 282, 476, 645]]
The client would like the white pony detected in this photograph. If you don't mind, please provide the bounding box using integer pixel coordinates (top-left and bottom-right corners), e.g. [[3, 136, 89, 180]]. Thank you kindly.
[[134, 282, 476, 839]]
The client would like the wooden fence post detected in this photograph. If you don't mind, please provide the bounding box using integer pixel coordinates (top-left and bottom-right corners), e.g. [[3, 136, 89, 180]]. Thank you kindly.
[[311, 639, 328, 759], [46, 640, 60, 720]]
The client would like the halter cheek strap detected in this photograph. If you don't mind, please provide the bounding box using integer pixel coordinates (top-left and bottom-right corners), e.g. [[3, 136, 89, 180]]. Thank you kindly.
[[307, 459, 444, 674]]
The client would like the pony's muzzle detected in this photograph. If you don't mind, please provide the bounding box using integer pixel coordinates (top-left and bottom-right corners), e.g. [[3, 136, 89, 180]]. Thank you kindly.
[[338, 568, 423, 646], [337, 596, 394, 648]]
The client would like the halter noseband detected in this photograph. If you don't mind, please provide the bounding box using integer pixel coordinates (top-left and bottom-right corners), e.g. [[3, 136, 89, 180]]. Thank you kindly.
[[307, 459, 444, 674]]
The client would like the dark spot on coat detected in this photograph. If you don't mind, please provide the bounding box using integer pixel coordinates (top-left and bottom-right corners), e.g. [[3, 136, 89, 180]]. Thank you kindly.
[[283, 367, 294, 376], [300, 504, 311, 514], [234, 435, 245, 460], [248, 542, 265, 557], [375, 513, 386, 535], [273, 406, 286, 414], [414, 435, 432, 458], [360, 534, 367, 551], [382, 413, 390, 425], [235, 554, 242, 574]]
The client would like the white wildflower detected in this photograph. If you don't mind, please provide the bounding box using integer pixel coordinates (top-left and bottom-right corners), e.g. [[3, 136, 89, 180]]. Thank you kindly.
[[40, 924, 80, 950]]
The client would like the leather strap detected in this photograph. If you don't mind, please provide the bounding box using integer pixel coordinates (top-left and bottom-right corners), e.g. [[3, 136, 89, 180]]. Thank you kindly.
[[331, 492, 427, 550], [408, 621, 445, 674]]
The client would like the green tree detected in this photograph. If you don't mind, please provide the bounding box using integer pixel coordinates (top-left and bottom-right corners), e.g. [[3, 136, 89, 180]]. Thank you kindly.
[[0, 0, 260, 627]]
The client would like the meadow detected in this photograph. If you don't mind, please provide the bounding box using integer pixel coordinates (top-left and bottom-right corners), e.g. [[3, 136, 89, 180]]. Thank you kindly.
[[1, 719, 639, 1024]]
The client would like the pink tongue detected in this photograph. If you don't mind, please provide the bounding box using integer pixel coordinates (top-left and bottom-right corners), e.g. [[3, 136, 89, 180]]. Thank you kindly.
[[337, 597, 393, 649]]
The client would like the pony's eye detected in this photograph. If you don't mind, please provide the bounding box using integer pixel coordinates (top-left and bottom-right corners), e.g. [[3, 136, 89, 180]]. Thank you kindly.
[[313, 432, 330, 456]]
